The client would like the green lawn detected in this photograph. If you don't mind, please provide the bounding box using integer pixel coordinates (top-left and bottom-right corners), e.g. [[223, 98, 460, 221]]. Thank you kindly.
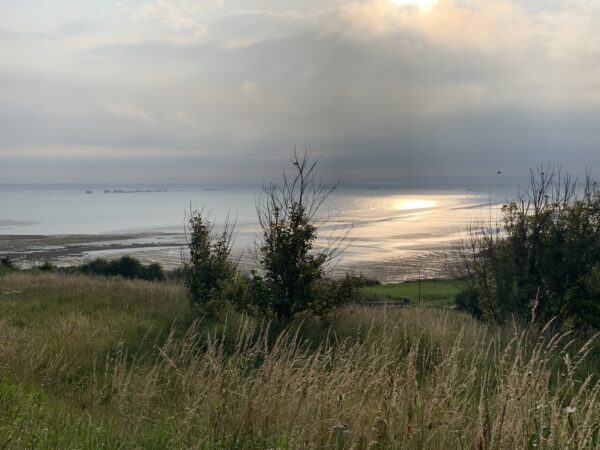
[[361, 279, 466, 307]]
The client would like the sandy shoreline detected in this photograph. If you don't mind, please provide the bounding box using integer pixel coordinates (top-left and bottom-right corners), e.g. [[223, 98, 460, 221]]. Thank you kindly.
[[0, 233, 184, 264], [0, 233, 456, 283]]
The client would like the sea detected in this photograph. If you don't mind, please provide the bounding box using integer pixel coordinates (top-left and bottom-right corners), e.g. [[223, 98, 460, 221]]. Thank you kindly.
[[0, 183, 514, 283]]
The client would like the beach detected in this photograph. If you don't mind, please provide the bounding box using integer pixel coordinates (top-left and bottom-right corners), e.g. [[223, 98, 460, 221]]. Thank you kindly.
[[0, 183, 509, 282]]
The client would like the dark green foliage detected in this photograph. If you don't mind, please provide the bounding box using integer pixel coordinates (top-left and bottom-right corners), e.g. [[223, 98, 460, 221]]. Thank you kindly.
[[143, 262, 165, 281], [0, 257, 16, 275], [79, 256, 165, 281], [244, 152, 354, 322], [184, 211, 236, 317], [454, 289, 482, 319], [256, 198, 326, 321], [232, 272, 273, 317], [455, 166, 600, 328], [236, 272, 361, 321], [38, 260, 57, 272], [0, 257, 167, 282], [311, 274, 361, 317]]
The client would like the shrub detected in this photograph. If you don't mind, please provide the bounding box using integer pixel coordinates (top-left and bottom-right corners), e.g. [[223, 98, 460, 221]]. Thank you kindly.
[[0, 257, 17, 275], [454, 288, 482, 319], [455, 166, 600, 328], [244, 151, 354, 322], [38, 260, 57, 272], [184, 211, 237, 317], [79, 256, 165, 281]]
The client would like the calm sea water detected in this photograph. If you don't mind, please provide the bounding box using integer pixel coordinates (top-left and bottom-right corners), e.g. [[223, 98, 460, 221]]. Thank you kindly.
[[0, 183, 512, 282]]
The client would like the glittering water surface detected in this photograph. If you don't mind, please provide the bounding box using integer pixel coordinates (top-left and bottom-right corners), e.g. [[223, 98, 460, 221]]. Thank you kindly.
[[0, 183, 511, 282]]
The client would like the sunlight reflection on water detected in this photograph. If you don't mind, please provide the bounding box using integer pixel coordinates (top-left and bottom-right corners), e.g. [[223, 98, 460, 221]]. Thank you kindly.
[[393, 198, 437, 211]]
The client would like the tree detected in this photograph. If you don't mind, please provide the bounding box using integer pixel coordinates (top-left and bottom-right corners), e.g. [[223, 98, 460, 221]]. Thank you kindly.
[[247, 151, 352, 322], [184, 210, 237, 317], [454, 166, 600, 329]]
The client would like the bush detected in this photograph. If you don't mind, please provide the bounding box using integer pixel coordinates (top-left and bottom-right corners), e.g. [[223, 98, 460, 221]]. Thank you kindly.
[[243, 151, 354, 322], [182, 152, 356, 322], [184, 211, 237, 317], [454, 288, 482, 319], [0, 257, 17, 275], [79, 256, 165, 281], [38, 260, 57, 272], [455, 166, 600, 328]]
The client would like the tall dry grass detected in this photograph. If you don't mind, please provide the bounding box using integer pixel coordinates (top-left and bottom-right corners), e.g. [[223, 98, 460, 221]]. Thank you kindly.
[[0, 273, 598, 449], [89, 317, 599, 449]]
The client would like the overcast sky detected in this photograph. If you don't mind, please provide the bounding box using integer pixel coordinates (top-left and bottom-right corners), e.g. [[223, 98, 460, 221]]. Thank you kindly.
[[1, 0, 599, 184]]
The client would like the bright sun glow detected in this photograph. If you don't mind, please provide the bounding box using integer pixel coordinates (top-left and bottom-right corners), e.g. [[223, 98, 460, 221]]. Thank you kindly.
[[389, 0, 437, 11], [394, 198, 437, 211]]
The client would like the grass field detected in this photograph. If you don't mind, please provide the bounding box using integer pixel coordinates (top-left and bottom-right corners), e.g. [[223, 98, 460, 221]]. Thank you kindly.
[[0, 272, 598, 449], [361, 279, 466, 307]]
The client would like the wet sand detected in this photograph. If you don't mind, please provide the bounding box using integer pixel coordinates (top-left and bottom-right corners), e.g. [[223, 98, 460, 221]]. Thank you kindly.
[[0, 232, 457, 283], [0, 233, 184, 264]]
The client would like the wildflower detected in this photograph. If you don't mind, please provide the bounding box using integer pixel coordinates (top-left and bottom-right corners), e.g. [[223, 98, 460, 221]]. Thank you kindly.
[[565, 406, 576, 414]]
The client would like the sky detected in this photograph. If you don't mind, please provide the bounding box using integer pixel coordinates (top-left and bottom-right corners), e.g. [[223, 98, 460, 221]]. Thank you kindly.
[[1, 0, 600, 184]]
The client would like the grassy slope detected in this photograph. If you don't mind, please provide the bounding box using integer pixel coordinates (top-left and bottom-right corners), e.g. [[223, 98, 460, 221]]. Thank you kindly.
[[362, 279, 466, 307], [0, 272, 598, 449], [0, 273, 189, 449]]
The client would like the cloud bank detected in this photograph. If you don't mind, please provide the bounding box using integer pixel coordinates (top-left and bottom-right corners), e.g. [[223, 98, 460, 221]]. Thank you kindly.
[[1, 0, 599, 183]]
